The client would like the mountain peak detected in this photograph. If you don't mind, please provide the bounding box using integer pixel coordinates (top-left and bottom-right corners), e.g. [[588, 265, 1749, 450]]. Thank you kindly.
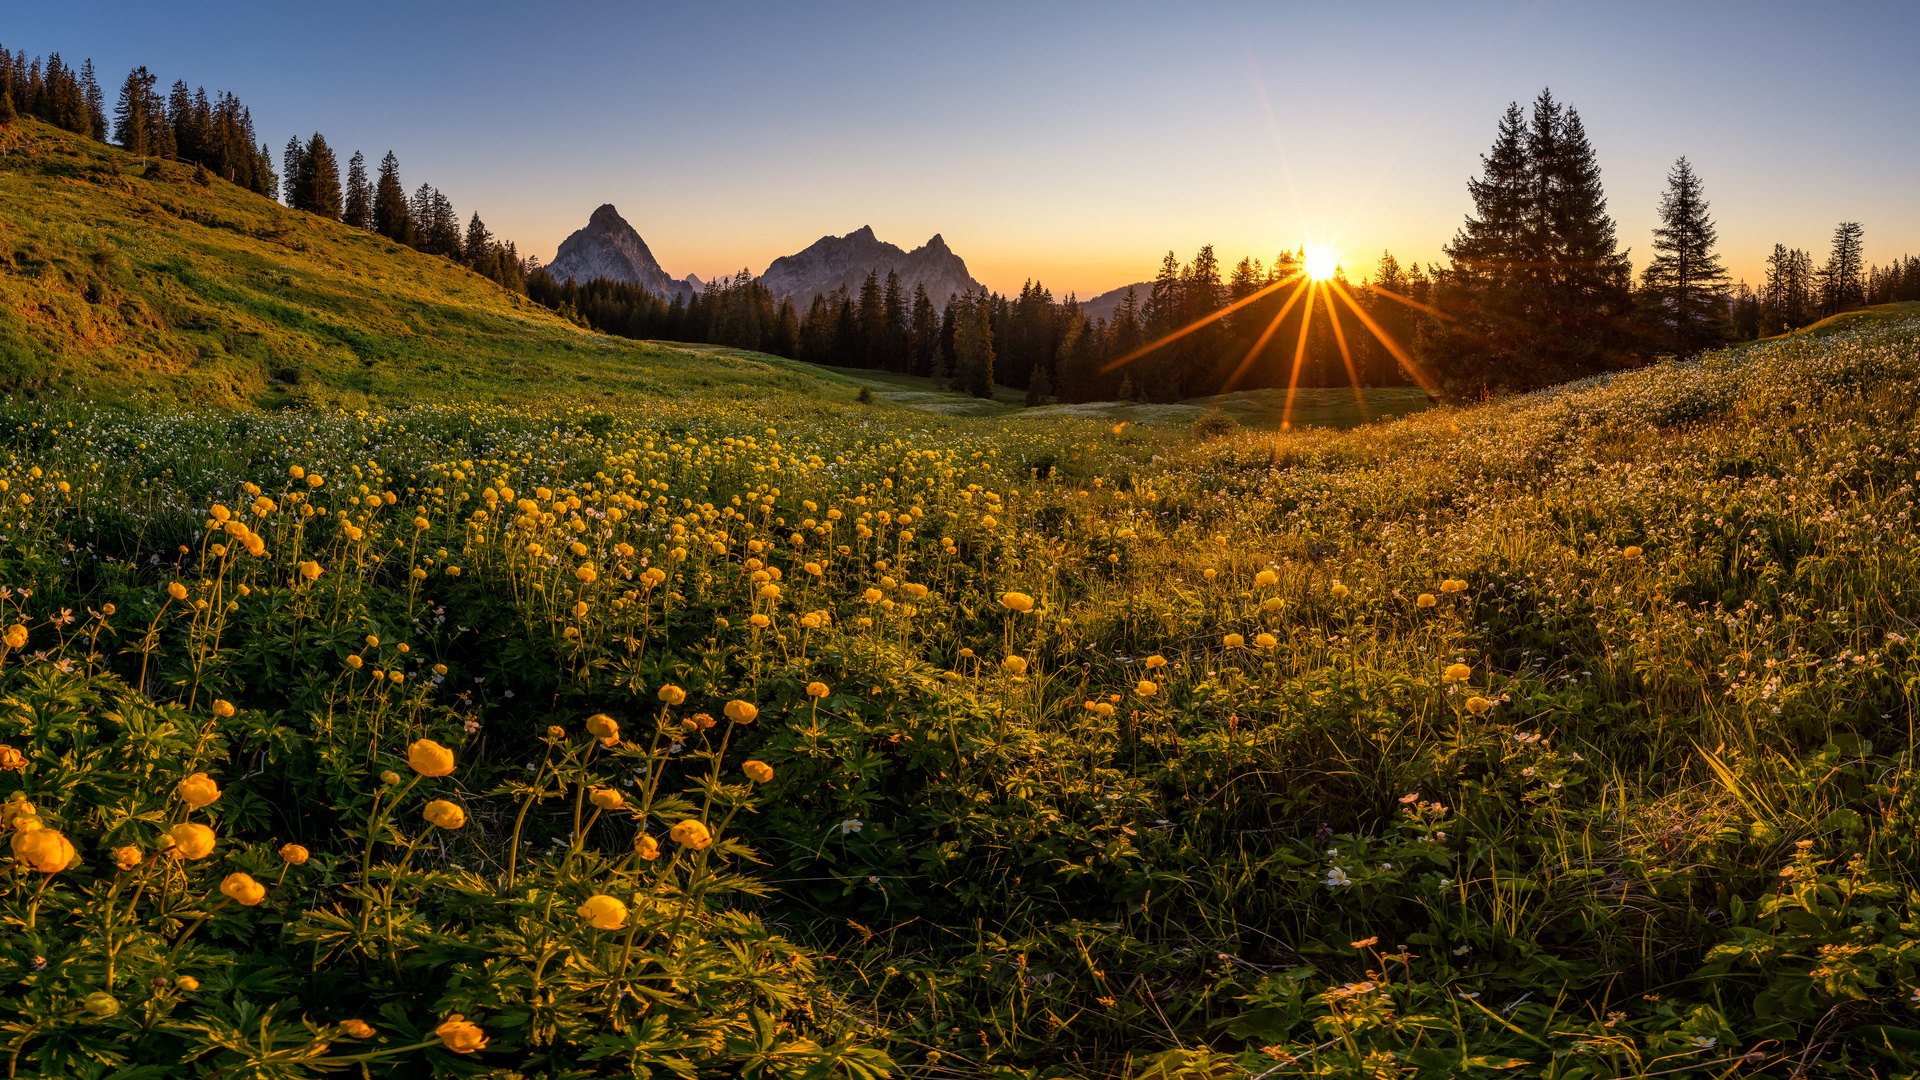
[[547, 205, 693, 300], [760, 226, 983, 305]]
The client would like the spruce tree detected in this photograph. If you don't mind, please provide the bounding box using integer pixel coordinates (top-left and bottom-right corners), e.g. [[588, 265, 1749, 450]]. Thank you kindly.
[[79, 60, 105, 141], [1639, 157, 1729, 355], [908, 283, 937, 376], [1421, 91, 1632, 395], [954, 291, 996, 398], [1821, 222, 1865, 313], [463, 213, 492, 264], [305, 134, 342, 220], [372, 151, 410, 242], [881, 270, 908, 371], [1025, 360, 1051, 406], [0, 90, 15, 126], [343, 151, 373, 230], [282, 136, 306, 207], [113, 66, 157, 157], [855, 271, 884, 368]]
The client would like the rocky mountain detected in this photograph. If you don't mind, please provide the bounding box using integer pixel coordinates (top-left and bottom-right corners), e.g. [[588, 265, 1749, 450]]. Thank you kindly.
[[1078, 281, 1152, 324], [546, 205, 695, 299], [760, 226, 983, 306]]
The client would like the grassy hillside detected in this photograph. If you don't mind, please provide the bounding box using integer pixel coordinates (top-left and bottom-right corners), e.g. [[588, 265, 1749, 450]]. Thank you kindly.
[[3, 311, 1920, 1076], [0, 118, 841, 409]]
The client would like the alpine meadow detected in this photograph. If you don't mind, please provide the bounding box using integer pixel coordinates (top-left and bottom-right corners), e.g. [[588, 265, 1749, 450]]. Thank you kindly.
[[4, 8, 1920, 1080]]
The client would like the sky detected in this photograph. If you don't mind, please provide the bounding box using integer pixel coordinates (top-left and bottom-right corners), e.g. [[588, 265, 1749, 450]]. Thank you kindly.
[[14, 1, 1920, 297]]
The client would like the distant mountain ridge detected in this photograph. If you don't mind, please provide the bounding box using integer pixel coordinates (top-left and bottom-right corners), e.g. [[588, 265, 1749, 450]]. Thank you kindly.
[[546, 205, 698, 299], [760, 226, 983, 305], [1078, 282, 1151, 324]]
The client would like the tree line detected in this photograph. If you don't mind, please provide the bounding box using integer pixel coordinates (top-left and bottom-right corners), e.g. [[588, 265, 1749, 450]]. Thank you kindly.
[[0, 44, 279, 197]]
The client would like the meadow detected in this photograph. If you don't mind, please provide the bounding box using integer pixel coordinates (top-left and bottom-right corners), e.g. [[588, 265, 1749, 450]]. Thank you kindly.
[[2, 300, 1919, 1080]]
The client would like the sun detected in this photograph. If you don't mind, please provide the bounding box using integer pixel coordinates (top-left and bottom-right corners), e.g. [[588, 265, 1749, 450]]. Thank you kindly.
[[1302, 245, 1340, 281]]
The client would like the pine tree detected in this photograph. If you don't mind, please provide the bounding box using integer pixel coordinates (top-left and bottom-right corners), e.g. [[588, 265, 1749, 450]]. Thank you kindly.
[[79, 60, 106, 141], [342, 151, 373, 231], [168, 80, 197, 162], [908, 283, 938, 376], [1639, 157, 1730, 355], [0, 90, 15, 126], [282, 136, 305, 207], [855, 270, 884, 368], [373, 151, 410, 242], [880, 270, 908, 371]]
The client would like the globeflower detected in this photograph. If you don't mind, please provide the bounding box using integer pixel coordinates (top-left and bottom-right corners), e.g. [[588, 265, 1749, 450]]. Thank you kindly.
[[220, 872, 267, 906], [279, 843, 310, 865], [0, 745, 25, 771], [1000, 591, 1034, 613], [1144, 655, 1167, 670], [1001, 655, 1028, 676], [743, 760, 774, 783], [807, 681, 830, 698], [408, 739, 456, 777], [1, 625, 23, 650], [1623, 546, 1643, 560], [723, 700, 758, 724], [340, 1019, 374, 1039], [1254, 570, 1279, 587], [176, 772, 222, 809], [1416, 593, 1437, 608], [298, 560, 323, 582], [1136, 680, 1159, 697], [423, 800, 467, 829], [1465, 696, 1492, 715], [211, 699, 235, 718], [112, 845, 143, 870], [169, 822, 216, 860], [578, 894, 628, 930], [434, 1015, 488, 1054], [1254, 633, 1278, 649], [657, 684, 686, 705], [11, 827, 77, 873], [1222, 634, 1244, 648], [589, 788, 625, 810], [168, 582, 189, 600], [1330, 582, 1350, 598], [1443, 663, 1472, 684], [670, 819, 713, 850], [635, 833, 661, 860]]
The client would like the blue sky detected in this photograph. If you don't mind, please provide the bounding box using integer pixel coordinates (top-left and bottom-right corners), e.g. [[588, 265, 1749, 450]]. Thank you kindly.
[[13, 1, 1919, 296]]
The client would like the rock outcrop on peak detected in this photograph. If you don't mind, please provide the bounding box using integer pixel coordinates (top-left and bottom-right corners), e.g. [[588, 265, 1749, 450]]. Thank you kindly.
[[546, 205, 693, 299], [759, 226, 983, 306]]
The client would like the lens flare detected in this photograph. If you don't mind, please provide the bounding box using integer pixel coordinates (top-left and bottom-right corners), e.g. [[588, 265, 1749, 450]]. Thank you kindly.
[[1303, 245, 1340, 281]]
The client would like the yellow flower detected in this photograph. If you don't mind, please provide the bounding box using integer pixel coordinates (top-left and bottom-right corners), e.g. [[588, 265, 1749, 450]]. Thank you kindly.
[[340, 1019, 374, 1039], [220, 872, 267, 906], [1254, 569, 1279, 587], [346, 654, 364, 669], [1136, 679, 1159, 697], [423, 800, 467, 829], [806, 681, 830, 698], [434, 1015, 488, 1054], [1440, 578, 1468, 593], [635, 833, 661, 860], [0, 745, 25, 771], [112, 845, 143, 870], [749, 613, 771, 629], [724, 700, 758, 724], [999, 591, 1034, 613], [11, 828, 77, 873], [1, 625, 23, 650], [414, 516, 430, 531], [1254, 633, 1279, 649], [804, 561, 823, 576], [279, 843, 310, 865], [1144, 655, 1167, 670], [169, 822, 216, 860], [1330, 582, 1350, 598], [211, 699, 235, 718], [1443, 663, 1472, 684], [167, 581, 189, 600], [176, 976, 200, 992], [1222, 633, 1245, 648], [1416, 593, 1437, 608], [862, 588, 883, 603], [575, 564, 598, 583], [1001, 655, 1028, 676], [289, 465, 305, 479], [83, 992, 119, 1017], [743, 760, 774, 783], [577, 894, 628, 930], [1623, 546, 1643, 560], [670, 819, 713, 850], [1465, 696, 1492, 715], [298, 560, 323, 582], [380, 769, 402, 786], [657, 684, 687, 705], [589, 788, 625, 810], [176, 772, 222, 809], [408, 739, 456, 777]]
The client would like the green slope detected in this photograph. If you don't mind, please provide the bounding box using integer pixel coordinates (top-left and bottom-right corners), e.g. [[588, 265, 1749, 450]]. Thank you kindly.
[[0, 118, 828, 409]]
